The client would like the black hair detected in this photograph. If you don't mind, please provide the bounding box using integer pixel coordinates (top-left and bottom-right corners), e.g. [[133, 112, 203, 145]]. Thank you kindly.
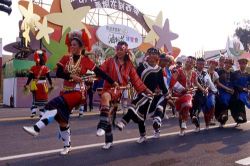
[[196, 57, 205, 62], [116, 41, 130, 62], [81, 48, 86, 55], [219, 56, 225, 60], [117, 41, 128, 47], [72, 38, 83, 47], [176, 61, 182, 65], [159, 53, 166, 59], [38, 52, 45, 65], [187, 56, 196, 61], [146, 47, 160, 55]]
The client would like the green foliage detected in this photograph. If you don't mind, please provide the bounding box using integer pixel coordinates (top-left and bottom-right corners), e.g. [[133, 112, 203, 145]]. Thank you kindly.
[[43, 28, 71, 70], [104, 47, 115, 59], [15, 69, 29, 77], [3, 59, 34, 78], [235, 20, 250, 51]]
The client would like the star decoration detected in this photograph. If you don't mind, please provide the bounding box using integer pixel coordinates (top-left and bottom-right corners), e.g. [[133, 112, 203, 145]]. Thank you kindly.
[[35, 17, 54, 44], [4, 22, 42, 59], [152, 19, 178, 53], [22, 25, 31, 47], [19, 0, 40, 31], [19, 0, 40, 46], [47, 0, 91, 37], [143, 11, 163, 45]]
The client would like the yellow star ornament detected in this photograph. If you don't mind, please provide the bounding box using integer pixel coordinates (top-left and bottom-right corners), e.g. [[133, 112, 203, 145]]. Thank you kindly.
[[23, 25, 31, 47], [36, 17, 54, 44], [19, 0, 40, 46], [143, 11, 163, 45], [47, 0, 91, 37], [18, 0, 40, 31]]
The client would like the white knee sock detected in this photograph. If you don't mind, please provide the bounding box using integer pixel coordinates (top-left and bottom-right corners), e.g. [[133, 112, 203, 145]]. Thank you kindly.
[[35, 109, 57, 130], [59, 126, 71, 147]]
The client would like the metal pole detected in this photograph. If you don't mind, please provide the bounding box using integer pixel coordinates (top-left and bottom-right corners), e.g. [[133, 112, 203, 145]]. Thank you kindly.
[[40, 39, 42, 49]]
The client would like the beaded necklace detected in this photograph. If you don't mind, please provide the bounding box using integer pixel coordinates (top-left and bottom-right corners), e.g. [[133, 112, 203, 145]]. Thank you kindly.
[[66, 55, 82, 75], [183, 69, 192, 88]]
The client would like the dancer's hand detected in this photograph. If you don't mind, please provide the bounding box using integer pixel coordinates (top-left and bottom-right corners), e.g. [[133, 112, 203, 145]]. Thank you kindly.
[[155, 88, 161, 95], [167, 99, 175, 107], [144, 88, 153, 97], [243, 88, 250, 93], [164, 94, 172, 100], [71, 74, 82, 83], [202, 88, 208, 96], [185, 88, 191, 93], [48, 85, 54, 92], [226, 88, 234, 95], [112, 82, 119, 88], [24, 85, 29, 90], [23, 85, 30, 95]]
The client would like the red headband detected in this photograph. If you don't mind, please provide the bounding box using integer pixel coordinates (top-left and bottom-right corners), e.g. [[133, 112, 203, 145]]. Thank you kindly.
[[115, 44, 128, 51], [208, 60, 218, 66]]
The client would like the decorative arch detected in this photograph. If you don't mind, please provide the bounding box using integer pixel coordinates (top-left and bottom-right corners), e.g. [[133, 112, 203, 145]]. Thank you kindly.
[[71, 0, 150, 32]]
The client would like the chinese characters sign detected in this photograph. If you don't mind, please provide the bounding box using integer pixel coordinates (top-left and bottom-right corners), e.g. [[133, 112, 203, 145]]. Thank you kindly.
[[71, 0, 150, 32], [96, 24, 142, 48]]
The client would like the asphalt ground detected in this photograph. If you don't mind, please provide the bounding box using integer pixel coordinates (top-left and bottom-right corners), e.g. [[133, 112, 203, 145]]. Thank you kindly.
[[0, 107, 250, 166]]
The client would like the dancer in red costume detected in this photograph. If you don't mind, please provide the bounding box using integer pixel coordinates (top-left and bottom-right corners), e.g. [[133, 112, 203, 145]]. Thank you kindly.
[[24, 50, 53, 118], [96, 41, 152, 149], [170, 56, 206, 136], [23, 29, 117, 155]]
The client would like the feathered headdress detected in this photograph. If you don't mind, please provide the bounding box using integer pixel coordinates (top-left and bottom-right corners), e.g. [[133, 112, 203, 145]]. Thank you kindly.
[[65, 29, 91, 52], [34, 49, 47, 64]]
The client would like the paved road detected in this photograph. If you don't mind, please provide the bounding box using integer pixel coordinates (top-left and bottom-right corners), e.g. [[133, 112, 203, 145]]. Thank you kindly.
[[0, 107, 250, 166]]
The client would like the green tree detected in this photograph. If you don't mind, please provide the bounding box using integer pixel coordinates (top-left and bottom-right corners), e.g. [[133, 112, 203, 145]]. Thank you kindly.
[[235, 20, 250, 51]]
